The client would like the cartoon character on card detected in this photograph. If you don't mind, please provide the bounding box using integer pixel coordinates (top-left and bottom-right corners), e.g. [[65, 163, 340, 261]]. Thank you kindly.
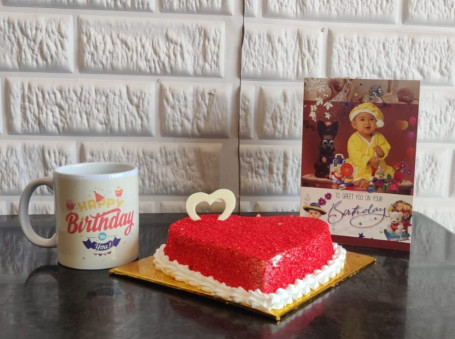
[[388, 211, 404, 235], [384, 209, 410, 241], [314, 121, 339, 178], [302, 203, 327, 219]]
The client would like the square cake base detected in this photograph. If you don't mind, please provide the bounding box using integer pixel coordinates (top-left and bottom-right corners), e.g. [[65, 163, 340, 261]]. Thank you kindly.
[[110, 251, 375, 321]]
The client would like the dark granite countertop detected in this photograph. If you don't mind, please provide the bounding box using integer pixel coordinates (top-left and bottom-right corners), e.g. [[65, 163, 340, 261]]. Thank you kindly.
[[1, 212, 454, 338]]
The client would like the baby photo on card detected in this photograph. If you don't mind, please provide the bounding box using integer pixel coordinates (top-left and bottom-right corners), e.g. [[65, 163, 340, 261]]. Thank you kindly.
[[300, 78, 420, 250]]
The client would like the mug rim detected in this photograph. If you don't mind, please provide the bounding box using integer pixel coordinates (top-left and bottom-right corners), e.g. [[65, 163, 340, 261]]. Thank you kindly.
[[55, 162, 137, 180]]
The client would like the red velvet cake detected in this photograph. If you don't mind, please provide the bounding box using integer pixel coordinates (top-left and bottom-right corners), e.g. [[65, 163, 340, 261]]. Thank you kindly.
[[163, 214, 334, 293]]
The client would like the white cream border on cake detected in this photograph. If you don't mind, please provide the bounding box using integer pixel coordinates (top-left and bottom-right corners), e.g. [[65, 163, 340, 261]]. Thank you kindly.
[[153, 243, 346, 311]]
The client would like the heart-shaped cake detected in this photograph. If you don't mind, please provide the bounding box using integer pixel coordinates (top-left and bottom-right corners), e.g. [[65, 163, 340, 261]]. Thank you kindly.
[[153, 190, 346, 310], [164, 214, 334, 293]]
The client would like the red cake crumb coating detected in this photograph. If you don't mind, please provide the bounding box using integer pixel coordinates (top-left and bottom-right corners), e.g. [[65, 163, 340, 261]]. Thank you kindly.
[[164, 215, 334, 293]]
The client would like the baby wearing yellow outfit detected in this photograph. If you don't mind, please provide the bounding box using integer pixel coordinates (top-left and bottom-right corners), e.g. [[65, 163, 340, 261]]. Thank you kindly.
[[347, 103, 394, 190]]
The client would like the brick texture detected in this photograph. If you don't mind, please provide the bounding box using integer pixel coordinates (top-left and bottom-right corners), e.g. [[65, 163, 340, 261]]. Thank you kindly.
[[264, 0, 398, 23], [160, 82, 231, 137], [240, 145, 301, 195], [257, 86, 303, 139], [405, 1, 455, 26], [6, 78, 154, 135], [160, 0, 233, 14], [241, 24, 322, 80], [418, 88, 455, 142], [4, 0, 155, 11], [81, 142, 221, 195], [0, 13, 73, 72], [414, 145, 450, 198], [0, 141, 76, 194], [329, 30, 455, 85], [79, 16, 225, 76]]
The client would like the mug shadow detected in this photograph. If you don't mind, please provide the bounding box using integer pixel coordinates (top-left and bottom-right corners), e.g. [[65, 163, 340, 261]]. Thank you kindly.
[[23, 264, 131, 336]]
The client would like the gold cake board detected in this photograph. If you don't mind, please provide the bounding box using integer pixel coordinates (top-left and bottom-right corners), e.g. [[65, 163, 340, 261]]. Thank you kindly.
[[110, 251, 375, 321]]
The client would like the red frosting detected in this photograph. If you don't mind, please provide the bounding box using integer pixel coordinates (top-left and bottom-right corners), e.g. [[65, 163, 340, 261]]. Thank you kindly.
[[164, 215, 334, 293]]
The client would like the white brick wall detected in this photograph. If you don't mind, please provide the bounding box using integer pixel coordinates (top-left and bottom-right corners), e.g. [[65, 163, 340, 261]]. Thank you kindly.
[[7, 78, 155, 135], [0, 2, 242, 215], [4, 0, 155, 11], [1, 1, 454, 234], [0, 13, 73, 71], [79, 17, 225, 76]]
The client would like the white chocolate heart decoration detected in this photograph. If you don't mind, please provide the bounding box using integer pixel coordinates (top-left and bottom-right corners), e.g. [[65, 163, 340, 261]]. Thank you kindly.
[[186, 189, 236, 221]]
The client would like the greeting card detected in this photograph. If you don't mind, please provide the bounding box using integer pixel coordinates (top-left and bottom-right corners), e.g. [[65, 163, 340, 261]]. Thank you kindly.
[[300, 78, 420, 250]]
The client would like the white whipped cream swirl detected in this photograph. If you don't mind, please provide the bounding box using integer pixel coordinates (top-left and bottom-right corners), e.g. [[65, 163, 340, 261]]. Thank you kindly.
[[153, 243, 346, 310]]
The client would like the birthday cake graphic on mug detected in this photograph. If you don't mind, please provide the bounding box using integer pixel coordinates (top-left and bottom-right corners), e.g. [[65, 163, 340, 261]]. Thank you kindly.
[[65, 187, 135, 256]]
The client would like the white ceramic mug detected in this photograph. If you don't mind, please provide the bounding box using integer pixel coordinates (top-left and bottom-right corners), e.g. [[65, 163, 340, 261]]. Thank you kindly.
[[19, 162, 139, 270]]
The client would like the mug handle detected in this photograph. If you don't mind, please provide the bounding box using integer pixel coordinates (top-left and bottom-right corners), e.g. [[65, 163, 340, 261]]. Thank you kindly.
[[19, 178, 57, 247]]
